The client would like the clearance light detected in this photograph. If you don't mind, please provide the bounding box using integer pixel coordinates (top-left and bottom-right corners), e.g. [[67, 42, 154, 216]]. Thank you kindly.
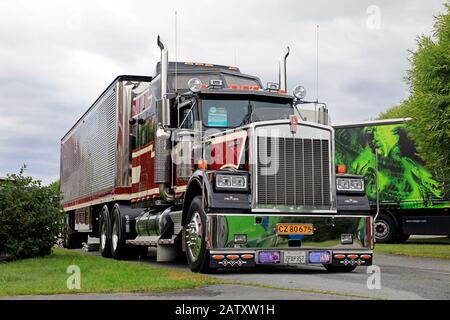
[[360, 255, 371, 260], [278, 89, 286, 94], [201, 83, 207, 89], [337, 164, 346, 174], [242, 85, 249, 90], [227, 255, 239, 260], [347, 254, 359, 260], [230, 84, 238, 90], [241, 254, 254, 260], [252, 85, 260, 90], [198, 159, 208, 170], [212, 255, 225, 260], [334, 254, 346, 260]]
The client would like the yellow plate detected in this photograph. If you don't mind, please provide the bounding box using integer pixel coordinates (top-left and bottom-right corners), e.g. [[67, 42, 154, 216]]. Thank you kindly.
[[276, 223, 314, 235]]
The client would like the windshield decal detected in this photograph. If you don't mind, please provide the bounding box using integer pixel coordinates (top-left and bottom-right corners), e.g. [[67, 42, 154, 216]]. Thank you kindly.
[[207, 106, 228, 127]]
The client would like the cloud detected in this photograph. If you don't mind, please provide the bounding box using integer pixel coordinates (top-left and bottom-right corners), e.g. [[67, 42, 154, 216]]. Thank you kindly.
[[0, 0, 446, 183]]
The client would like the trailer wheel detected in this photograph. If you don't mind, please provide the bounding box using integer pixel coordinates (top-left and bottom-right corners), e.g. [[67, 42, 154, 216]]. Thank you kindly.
[[323, 265, 357, 273], [374, 213, 397, 243], [184, 196, 216, 273], [111, 207, 126, 259], [99, 205, 112, 258]]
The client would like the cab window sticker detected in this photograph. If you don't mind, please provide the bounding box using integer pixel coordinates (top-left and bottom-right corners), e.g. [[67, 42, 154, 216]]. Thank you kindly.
[[208, 106, 228, 127]]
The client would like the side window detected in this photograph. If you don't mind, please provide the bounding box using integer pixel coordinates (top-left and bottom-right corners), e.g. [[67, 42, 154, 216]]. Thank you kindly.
[[179, 107, 194, 129]]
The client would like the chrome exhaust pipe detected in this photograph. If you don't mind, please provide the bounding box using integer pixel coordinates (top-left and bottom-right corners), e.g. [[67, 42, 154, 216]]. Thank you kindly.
[[156, 35, 174, 202], [157, 35, 170, 126], [278, 46, 290, 92]]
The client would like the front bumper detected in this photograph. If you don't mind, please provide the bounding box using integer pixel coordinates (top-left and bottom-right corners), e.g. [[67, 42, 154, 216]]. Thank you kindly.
[[207, 213, 373, 268]]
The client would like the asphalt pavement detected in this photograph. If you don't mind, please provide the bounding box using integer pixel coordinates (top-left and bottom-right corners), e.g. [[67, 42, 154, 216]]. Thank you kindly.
[[3, 249, 449, 300]]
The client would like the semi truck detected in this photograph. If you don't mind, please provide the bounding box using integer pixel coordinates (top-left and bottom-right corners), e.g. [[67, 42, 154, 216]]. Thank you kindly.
[[60, 36, 374, 273], [335, 119, 450, 243]]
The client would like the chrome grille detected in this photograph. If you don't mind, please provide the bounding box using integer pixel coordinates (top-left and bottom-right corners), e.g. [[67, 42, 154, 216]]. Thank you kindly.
[[257, 136, 331, 209]]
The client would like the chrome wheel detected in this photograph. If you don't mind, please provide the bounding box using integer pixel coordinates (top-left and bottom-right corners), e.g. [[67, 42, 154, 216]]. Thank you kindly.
[[112, 220, 118, 252], [186, 211, 203, 262], [100, 220, 107, 250], [375, 220, 389, 239]]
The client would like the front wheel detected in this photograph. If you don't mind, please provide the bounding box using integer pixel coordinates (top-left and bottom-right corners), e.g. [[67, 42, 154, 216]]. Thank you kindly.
[[184, 196, 216, 273], [323, 265, 357, 273]]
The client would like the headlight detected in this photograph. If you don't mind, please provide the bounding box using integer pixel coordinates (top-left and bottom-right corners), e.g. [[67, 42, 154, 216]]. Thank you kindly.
[[216, 174, 248, 190], [336, 177, 364, 192], [187, 78, 202, 93]]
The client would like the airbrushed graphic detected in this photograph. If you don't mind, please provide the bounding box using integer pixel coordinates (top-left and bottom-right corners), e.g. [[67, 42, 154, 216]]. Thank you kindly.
[[335, 122, 449, 209]]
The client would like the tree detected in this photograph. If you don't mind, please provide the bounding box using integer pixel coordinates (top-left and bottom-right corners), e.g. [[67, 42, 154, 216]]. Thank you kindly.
[[379, 3, 450, 184], [0, 167, 64, 260]]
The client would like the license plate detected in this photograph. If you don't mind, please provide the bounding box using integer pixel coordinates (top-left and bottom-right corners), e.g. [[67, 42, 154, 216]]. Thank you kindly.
[[258, 251, 281, 264], [276, 223, 314, 235], [283, 251, 306, 264]]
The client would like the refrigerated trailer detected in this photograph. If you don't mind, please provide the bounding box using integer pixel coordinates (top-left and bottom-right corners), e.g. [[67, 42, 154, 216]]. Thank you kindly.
[[60, 36, 374, 273], [335, 119, 450, 243]]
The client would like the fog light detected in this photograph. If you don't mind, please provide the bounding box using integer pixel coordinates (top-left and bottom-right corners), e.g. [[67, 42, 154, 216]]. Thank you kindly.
[[341, 234, 353, 244], [234, 234, 247, 244]]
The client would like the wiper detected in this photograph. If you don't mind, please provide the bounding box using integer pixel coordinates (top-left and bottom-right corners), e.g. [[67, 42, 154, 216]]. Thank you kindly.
[[238, 100, 253, 126]]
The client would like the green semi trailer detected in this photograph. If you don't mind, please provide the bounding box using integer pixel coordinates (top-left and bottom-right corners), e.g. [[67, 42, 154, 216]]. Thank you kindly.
[[335, 118, 450, 243]]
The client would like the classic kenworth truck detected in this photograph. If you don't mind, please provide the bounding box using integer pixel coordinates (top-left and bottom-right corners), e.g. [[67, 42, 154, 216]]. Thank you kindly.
[[61, 36, 374, 273]]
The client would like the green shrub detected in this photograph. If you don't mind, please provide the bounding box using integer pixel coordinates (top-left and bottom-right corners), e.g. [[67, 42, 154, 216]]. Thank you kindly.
[[0, 167, 64, 260]]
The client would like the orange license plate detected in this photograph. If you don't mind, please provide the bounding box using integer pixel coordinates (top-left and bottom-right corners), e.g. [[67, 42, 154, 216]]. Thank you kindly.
[[276, 223, 314, 235]]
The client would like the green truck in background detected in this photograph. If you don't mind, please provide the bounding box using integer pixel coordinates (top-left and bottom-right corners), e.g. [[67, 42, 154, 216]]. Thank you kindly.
[[334, 118, 450, 243]]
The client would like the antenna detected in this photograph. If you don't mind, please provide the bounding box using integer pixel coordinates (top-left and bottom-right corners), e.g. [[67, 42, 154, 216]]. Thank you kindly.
[[174, 10, 178, 93], [315, 24, 319, 103]]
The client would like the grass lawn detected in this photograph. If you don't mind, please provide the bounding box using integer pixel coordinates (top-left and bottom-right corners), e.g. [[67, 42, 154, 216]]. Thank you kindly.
[[0, 248, 219, 296], [374, 237, 450, 260]]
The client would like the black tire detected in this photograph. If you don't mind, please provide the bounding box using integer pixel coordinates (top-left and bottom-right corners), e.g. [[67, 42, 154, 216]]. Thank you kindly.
[[184, 196, 216, 273], [374, 213, 397, 243], [323, 265, 357, 273], [396, 234, 410, 243], [110, 205, 128, 260], [99, 205, 112, 258]]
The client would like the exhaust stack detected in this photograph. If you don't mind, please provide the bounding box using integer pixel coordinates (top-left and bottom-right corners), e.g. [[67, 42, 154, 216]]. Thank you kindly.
[[155, 35, 173, 202], [278, 46, 290, 92], [157, 35, 170, 126]]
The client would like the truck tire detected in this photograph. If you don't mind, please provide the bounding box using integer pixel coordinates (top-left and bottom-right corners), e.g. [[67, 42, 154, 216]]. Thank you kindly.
[[374, 213, 397, 243], [184, 196, 217, 273], [99, 205, 112, 258], [111, 206, 130, 260], [323, 265, 357, 273]]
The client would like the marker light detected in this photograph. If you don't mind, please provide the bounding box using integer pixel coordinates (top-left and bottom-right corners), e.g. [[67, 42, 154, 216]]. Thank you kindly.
[[187, 78, 202, 93], [293, 85, 307, 99], [242, 85, 249, 90], [198, 159, 208, 170], [337, 164, 346, 174], [230, 84, 238, 89]]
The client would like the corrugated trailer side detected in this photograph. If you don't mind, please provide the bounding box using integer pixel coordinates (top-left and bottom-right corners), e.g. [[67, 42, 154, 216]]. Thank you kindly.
[[60, 76, 152, 212]]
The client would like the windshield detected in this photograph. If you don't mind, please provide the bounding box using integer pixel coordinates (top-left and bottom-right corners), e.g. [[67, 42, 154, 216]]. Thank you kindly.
[[201, 99, 294, 128]]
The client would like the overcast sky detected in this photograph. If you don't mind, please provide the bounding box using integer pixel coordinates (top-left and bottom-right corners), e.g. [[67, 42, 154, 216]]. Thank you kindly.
[[0, 0, 446, 183]]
